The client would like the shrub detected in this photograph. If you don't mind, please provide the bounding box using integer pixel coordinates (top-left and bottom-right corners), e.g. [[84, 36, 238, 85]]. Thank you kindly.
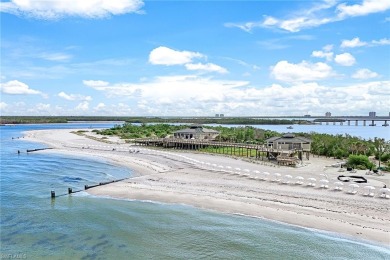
[[347, 155, 375, 170]]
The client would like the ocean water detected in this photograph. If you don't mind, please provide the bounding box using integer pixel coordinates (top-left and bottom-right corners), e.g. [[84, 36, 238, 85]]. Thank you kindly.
[[1, 124, 389, 259]]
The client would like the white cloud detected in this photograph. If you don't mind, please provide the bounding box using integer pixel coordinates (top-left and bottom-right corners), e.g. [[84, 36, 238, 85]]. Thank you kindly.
[[0, 102, 8, 110], [323, 44, 333, 52], [83, 80, 110, 88], [270, 60, 333, 82], [227, 0, 390, 33], [83, 75, 249, 103], [371, 38, 390, 45], [35, 103, 51, 111], [4, 79, 389, 116], [58, 91, 92, 101], [0, 80, 45, 96], [38, 52, 72, 62], [340, 37, 367, 48], [334, 53, 356, 66], [352, 68, 379, 79], [75, 101, 89, 111], [94, 103, 106, 110], [149, 46, 204, 66], [226, 0, 338, 32], [0, 0, 144, 19], [185, 63, 228, 74], [311, 50, 333, 61], [337, 0, 390, 18]]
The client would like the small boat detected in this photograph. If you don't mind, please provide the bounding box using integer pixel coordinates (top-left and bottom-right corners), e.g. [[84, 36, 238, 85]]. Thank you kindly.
[[382, 123, 389, 127], [369, 124, 376, 126], [287, 126, 293, 129]]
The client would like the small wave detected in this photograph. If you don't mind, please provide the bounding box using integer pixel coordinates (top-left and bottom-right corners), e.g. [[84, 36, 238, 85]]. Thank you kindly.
[[61, 176, 85, 183]]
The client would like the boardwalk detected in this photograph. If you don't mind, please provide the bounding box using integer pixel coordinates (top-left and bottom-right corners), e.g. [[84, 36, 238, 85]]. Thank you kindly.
[[134, 138, 310, 165]]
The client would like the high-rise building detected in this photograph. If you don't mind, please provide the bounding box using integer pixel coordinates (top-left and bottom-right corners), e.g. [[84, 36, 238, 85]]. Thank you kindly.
[[369, 112, 376, 117], [325, 112, 331, 117]]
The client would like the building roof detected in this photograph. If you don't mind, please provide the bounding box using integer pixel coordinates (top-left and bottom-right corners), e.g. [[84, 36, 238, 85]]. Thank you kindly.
[[266, 133, 311, 143], [174, 125, 219, 134]]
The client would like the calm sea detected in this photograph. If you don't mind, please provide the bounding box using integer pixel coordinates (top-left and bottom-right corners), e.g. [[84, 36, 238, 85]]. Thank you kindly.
[[1, 123, 389, 259]]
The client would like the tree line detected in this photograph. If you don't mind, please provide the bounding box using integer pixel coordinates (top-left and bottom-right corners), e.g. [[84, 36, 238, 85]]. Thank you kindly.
[[0, 116, 310, 125], [95, 123, 389, 171]]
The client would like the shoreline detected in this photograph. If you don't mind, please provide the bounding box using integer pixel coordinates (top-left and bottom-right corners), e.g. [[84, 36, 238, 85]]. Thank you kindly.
[[23, 129, 390, 245]]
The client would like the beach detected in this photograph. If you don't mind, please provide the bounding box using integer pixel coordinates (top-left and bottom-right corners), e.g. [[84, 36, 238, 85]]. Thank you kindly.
[[24, 129, 390, 245]]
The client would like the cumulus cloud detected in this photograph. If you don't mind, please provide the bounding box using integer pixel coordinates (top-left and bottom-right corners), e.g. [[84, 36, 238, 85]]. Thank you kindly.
[[311, 50, 333, 61], [334, 53, 356, 66], [340, 37, 390, 48], [0, 102, 8, 111], [352, 68, 379, 79], [341, 37, 367, 48], [83, 75, 249, 103], [0, 80, 45, 96], [83, 80, 110, 88], [0, 0, 144, 19], [149, 46, 204, 66], [75, 101, 89, 111], [184, 63, 228, 74], [58, 91, 92, 101], [94, 103, 106, 110], [337, 0, 390, 18], [270, 60, 333, 82], [79, 77, 390, 116]]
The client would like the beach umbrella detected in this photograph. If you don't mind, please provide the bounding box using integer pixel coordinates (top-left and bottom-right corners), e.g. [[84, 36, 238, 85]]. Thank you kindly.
[[259, 171, 269, 180], [319, 179, 329, 189], [333, 181, 344, 191], [363, 186, 376, 197], [226, 166, 232, 170], [235, 167, 241, 172], [282, 175, 292, 184], [253, 170, 261, 174], [272, 173, 281, 182], [243, 169, 250, 173], [347, 184, 359, 194], [295, 176, 304, 185], [379, 188, 390, 199], [307, 178, 316, 187]]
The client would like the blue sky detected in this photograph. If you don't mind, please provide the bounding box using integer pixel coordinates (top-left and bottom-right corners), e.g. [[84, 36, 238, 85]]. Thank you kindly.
[[1, 0, 389, 116]]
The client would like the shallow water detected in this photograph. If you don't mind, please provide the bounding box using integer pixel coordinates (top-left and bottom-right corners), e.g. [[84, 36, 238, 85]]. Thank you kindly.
[[1, 124, 389, 259]]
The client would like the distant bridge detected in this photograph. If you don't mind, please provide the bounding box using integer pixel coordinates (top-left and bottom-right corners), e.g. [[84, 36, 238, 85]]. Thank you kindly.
[[226, 116, 390, 127]]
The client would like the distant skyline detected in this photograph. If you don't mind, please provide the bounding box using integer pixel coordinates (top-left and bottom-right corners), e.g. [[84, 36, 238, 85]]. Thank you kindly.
[[1, 0, 389, 116]]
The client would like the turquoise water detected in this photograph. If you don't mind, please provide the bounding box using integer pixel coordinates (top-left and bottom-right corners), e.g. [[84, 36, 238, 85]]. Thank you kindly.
[[1, 124, 389, 259]]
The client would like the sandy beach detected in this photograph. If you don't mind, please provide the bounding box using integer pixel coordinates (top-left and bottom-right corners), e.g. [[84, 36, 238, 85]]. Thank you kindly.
[[23, 129, 390, 245]]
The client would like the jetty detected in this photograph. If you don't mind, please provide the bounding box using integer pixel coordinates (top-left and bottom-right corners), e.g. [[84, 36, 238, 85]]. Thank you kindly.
[[26, 148, 53, 153]]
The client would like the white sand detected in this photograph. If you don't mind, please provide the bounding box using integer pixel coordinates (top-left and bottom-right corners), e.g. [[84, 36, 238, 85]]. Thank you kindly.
[[23, 129, 390, 245]]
